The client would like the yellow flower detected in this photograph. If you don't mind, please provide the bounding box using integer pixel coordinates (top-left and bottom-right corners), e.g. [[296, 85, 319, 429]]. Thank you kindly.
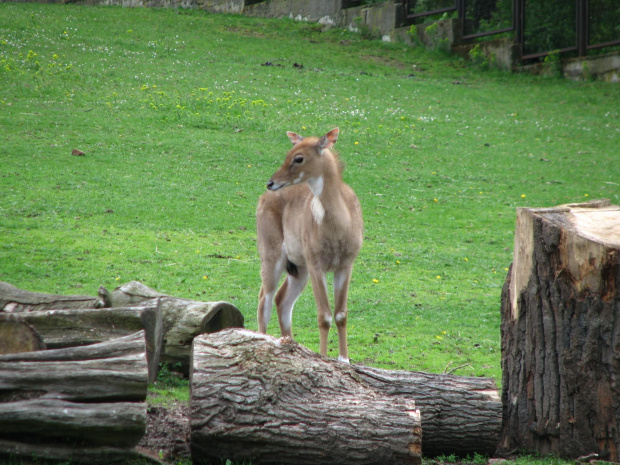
[[434, 198, 438, 203], [436, 275, 441, 279], [203, 275, 208, 280], [355, 141, 359, 145], [521, 194, 526, 198], [464, 257, 468, 262], [396, 260, 401, 265], [302, 126, 306, 130], [372, 279, 379, 283]]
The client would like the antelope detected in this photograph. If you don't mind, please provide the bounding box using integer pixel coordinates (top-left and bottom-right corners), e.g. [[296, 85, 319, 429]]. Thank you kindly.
[[256, 128, 363, 363]]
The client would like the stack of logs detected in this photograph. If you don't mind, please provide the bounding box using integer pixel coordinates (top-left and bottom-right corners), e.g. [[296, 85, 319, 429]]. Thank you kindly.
[[0, 331, 149, 463], [0, 281, 244, 464]]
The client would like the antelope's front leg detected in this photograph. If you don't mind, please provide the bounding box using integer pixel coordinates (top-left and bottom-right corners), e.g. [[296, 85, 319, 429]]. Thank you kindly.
[[334, 266, 353, 363], [309, 269, 332, 357]]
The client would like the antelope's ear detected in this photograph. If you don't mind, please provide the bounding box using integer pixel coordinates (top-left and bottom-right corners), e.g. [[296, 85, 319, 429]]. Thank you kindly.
[[287, 131, 304, 145], [318, 128, 339, 151]]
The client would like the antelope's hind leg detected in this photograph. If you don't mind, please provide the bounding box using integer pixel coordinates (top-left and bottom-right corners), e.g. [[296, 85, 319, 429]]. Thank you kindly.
[[256, 194, 286, 334], [275, 263, 309, 338], [257, 256, 286, 334]]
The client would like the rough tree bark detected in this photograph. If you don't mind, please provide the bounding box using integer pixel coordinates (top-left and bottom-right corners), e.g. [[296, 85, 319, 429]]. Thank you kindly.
[[99, 281, 245, 373], [190, 329, 423, 465], [499, 200, 620, 460], [353, 365, 501, 457], [0, 331, 149, 464], [0, 302, 162, 383]]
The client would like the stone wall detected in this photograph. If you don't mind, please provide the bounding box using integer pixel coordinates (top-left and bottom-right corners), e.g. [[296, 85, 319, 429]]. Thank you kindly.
[[563, 53, 620, 82]]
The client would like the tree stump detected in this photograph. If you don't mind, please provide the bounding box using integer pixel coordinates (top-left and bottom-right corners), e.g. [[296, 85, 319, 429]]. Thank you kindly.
[[0, 331, 149, 464], [190, 329, 422, 465], [499, 200, 620, 460]]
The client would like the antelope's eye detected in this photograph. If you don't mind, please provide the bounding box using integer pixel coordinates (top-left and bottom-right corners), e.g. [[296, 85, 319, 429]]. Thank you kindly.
[[293, 155, 304, 164]]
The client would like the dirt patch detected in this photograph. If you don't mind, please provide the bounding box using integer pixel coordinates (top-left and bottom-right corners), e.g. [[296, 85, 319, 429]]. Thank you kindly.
[[138, 402, 191, 463]]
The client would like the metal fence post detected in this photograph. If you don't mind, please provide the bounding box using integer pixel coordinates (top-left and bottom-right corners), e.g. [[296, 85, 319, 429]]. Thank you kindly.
[[514, 0, 524, 52], [577, 0, 588, 57]]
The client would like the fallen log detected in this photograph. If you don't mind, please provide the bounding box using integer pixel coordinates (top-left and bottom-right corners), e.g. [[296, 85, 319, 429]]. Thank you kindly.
[[0, 302, 162, 382], [99, 281, 245, 373], [353, 365, 501, 457], [0, 439, 161, 465], [190, 329, 422, 465], [0, 281, 101, 311], [0, 399, 145, 447], [0, 331, 149, 464], [499, 200, 620, 460]]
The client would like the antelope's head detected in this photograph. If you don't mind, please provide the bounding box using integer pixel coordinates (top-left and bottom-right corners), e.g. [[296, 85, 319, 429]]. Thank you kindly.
[[266, 128, 339, 192]]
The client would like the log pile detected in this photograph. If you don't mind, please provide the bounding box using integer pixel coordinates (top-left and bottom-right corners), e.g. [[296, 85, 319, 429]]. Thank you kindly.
[[0, 302, 163, 382], [0, 331, 150, 464], [190, 329, 502, 464], [499, 200, 620, 460], [0, 280, 245, 377], [0, 281, 245, 463]]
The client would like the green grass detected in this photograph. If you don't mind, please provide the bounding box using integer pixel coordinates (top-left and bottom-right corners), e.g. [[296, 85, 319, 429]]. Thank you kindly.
[[148, 363, 190, 407], [1, 3, 619, 392]]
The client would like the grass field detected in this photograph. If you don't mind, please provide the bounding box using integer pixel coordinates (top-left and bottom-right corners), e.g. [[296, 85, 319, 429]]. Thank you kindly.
[[1, 1, 619, 392]]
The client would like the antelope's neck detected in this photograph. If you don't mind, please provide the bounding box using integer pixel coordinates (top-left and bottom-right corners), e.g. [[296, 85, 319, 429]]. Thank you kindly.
[[307, 173, 346, 226]]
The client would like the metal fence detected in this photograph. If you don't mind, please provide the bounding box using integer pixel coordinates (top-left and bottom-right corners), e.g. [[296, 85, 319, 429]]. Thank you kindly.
[[403, 0, 620, 61]]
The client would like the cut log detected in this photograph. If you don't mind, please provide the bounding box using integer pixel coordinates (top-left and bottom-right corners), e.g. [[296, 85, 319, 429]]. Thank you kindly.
[[100, 281, 245, 373], [0, 320, 45, 354], [0, 302, 162, 383], [0, 281, 101, 311], [499, 200, 620, 460], [0, 399, 145, 447], [352, 366, 501, 457], [0, 331, 148, 402], [0, 331, 149, 464], [0, 439, 162, 465], [190, 329, 422, 465]]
